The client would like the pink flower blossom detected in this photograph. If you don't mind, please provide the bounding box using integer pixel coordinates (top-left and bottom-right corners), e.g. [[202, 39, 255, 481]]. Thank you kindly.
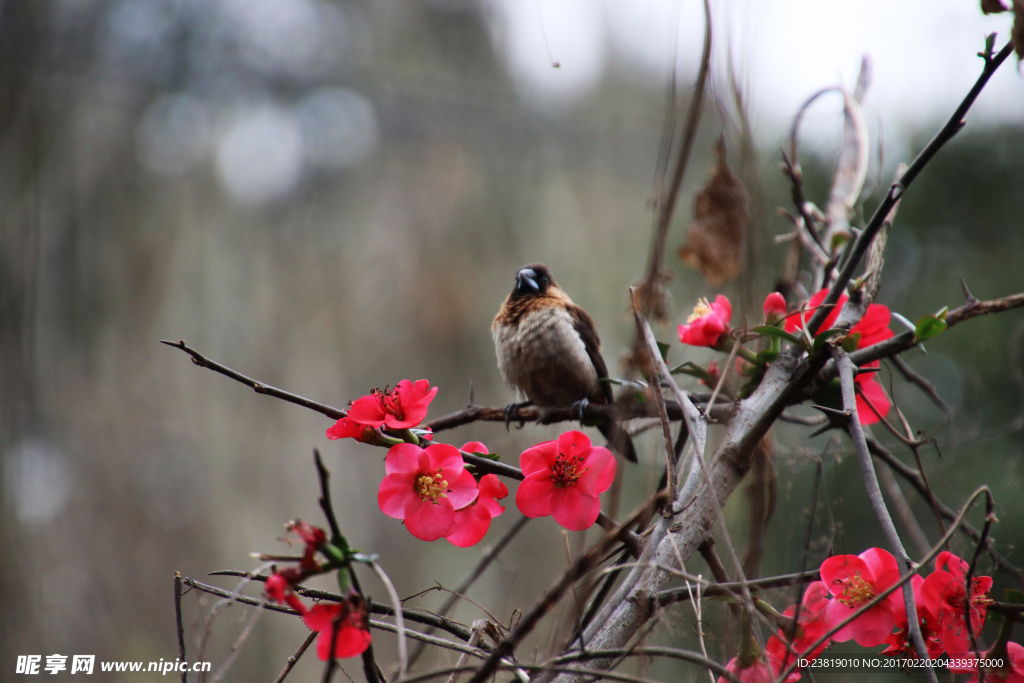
[[920, 551, 993, 656], [766, 581, 831, 680], [348, 379, 438, 429], [678, 295, 732, 347], [820, 547, 902, 647], [785, 289, 894, 348], [377, 443, 478, 541], [785, 289, 894, 425], [882, 575, 944, 658], [515, 431, 616, 531], [301, 595, 373, 661]]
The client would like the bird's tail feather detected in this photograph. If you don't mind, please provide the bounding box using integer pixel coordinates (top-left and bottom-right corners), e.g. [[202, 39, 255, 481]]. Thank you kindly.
[[598, 420, 637, 463]]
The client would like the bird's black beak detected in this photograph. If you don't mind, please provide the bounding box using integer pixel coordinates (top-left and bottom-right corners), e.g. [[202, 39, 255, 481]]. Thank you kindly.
[[515, 268, 540, 295]]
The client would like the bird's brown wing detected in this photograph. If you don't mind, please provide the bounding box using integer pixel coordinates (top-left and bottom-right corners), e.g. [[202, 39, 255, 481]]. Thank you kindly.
[[566, 303, 614, 404]]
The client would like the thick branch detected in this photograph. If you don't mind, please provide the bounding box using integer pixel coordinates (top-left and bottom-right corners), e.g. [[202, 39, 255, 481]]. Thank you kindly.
[[551, 350, 831, 681]]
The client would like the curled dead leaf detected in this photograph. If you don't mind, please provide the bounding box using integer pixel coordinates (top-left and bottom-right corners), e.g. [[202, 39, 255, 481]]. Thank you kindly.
[[678, 138, 748, 287], [981, 0, 1008, 13]]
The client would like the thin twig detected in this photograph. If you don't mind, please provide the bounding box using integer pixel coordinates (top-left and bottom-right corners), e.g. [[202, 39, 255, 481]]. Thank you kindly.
[[175, 572, 188, 683], [865, 437, 1022, 579], [272, 632, 317, 683], [892, 355, 952, 415], [160, 339, 346, 419], [445, 620, 486, 683], [371, 562, 408, 681], [408, 516, 530, 666], [187, 575, 476, 643], [465, 492, 668, 683], [877, 462, 931, 557], [638, 0, 713, 309]]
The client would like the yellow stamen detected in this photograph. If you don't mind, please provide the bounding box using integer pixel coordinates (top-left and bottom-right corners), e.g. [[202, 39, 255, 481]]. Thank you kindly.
[[416, 471, 448, 502], [687, 298, 714, 323]]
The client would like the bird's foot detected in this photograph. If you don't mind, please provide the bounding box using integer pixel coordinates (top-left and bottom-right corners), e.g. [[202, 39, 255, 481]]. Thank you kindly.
[[570, 398, 590, 425], [504, 401, 532, 431]]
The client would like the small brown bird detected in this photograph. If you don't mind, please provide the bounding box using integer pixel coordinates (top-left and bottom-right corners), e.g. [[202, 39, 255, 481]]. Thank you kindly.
[[492, 263, 637, 462]]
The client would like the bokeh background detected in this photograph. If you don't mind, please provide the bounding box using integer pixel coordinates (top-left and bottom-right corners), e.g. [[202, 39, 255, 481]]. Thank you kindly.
[[1, 0, 1022, 681]]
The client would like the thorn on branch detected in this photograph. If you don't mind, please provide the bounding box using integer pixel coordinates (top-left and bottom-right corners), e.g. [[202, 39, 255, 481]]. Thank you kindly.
[[812, 405, 851, 422], [960, 277, 979, 305]]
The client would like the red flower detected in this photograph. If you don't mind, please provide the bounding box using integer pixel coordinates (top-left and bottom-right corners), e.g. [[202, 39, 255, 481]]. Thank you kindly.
[[948, 641, 1024, 683], [286, 520, 326, 574], [265, 571, 313, 614], [820, 548, 902, 647], [786, 289, 894, 425], [678, 295, 732, 347], [302, 594, 373, 661], [920, 551, 993, 656], [377, 443, 478, 541], [326, 417, 375, 443], [516, 431, 616, 531], [717, 657, 774, 683], [447, 473, 508, 548], [766, 581, 831, 680], [700, 360, 721, 388], [881, 574, 944, 658], [348, 379, 438, 430], [763, 292, 787, 324]]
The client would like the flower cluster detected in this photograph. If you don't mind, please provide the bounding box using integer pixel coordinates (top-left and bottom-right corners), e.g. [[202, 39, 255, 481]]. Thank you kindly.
[[678, 291, 895, 425], [330, 378, 617, 543], [377, 441, 507, 544], [263, 522, 373, 661], [743, 547, 994, 682], [327, 379, 438, 443]]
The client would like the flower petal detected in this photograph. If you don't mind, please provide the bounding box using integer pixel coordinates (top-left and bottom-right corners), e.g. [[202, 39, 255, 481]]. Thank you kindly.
[[326, 417, 369, 441], [575, 446, 616, 495], [446, 468, 480, 510], [378, 474, 417, 519], [550, 485, 601, 531], [384, 443, 427, 476], [404, 497, 455, 541], [446, 503, 492, 548], [515, 473, 555, 518], [347, 395, 387, 427], [820, 554, 870, 595], [520, 441, 557, 477], [426, 443, 467, 483], [330, 625, 372, 660], [856, 377, 891, 425], [711, 294, 733, 326], [860, 547, 899, 589], [559, 430, 592, 459]]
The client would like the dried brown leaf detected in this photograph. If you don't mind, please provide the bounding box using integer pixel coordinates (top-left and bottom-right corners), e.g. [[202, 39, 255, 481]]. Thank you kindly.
[[981, 0, 1008, 13], [678, 138, 748, 287]]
